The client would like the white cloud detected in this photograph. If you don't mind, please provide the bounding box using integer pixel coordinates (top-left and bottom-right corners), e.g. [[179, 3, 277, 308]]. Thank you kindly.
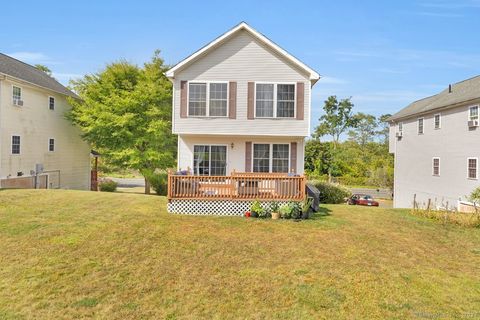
[[351, 90, 429, 104], [7, 51, 52, 64], [319, 76, 348, 84], [52, 72, 82, 84]]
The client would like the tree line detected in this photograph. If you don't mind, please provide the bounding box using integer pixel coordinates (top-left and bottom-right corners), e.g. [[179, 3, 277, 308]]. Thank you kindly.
[[306, 96, 393, 188]]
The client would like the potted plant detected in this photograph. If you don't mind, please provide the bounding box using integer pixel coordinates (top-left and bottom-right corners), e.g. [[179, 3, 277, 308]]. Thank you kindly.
[[290, 201, 302, 220], [245, 211, 251, 218], [270, 202, 280, 220], [250, 200, 265, 218], [279, 203, 292, 219]]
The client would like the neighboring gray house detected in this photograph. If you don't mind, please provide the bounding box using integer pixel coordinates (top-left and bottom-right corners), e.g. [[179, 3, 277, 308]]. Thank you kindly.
[[389, 76, 480, 210]]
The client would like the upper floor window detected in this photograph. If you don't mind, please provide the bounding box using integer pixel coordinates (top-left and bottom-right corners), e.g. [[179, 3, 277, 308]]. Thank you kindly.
[[11, 135, 20, 154], [193, 145, 227, 176], [468, 158, 478, 179], [49, 96, 55, 110], [253, 143, 289, 173], [255, 83, 295, 118], [434, 114, 441, 129], [469, 106, 479, 121], [432, 157, 440, 176], [188, 82, 227, 117], [49, 138, 55, 152], [418, 118, 424, 134], [12, 86, 22, 105], [398, 122, 403, 132]]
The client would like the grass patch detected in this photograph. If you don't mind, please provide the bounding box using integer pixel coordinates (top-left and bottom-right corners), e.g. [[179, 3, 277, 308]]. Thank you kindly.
[[0, 190, 479, 319]]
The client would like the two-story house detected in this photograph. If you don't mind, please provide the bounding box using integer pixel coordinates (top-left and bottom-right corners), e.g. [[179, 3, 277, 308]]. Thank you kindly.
[[166, 22, 319, 176], [0, 53, 91, 189], [165, 22, 320, 215], [389, 76, 480, 211]]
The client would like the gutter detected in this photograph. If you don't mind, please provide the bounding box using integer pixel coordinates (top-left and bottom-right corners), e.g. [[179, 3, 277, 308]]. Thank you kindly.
[[0, 72, 80, 100], [388, 97, 480, 123]]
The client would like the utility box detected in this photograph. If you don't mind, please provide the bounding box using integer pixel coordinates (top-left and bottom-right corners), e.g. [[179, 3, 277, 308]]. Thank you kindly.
[[35, 163, 44, 174]]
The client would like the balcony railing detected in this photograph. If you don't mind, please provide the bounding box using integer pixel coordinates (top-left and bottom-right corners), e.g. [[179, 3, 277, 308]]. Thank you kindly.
[[167, 172, 306, 201]]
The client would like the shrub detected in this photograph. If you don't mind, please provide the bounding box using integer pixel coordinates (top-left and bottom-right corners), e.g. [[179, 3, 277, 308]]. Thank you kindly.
[[279, 203, 292, 219], [250, 200, 267, 218], [99, 179, 118, 192], [310, 180, 351, 204], [470, 187, 480, 203], [147, 172, 168, 196]]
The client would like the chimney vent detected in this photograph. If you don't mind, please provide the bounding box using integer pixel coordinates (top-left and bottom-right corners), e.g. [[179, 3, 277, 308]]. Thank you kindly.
[[448, 84, 452, 93]]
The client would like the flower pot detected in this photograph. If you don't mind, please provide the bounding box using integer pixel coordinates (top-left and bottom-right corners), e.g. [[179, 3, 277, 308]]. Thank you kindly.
[[271, 212, 280, 220], [245, 211, 251, 218], [251, 212, 259, 218]]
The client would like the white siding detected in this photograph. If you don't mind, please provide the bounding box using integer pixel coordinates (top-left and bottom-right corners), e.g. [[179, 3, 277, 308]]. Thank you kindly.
[[392, 101, 480, 208], [178, 135, 304, 174], [172, 30, 311, 137], [0, 78, 91, 189]]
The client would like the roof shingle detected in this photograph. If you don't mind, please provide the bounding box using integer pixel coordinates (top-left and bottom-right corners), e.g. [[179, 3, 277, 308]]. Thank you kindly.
[[389, 75, 480, 121], [0, 53, 78, 98]]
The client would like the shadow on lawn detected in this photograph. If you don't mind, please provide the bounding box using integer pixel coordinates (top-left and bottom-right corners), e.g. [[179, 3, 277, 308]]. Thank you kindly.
[[309, 207, 332, 220]]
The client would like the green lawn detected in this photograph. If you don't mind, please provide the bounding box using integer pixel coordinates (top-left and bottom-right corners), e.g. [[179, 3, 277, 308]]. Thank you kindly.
[[0, 190, 479, 319]]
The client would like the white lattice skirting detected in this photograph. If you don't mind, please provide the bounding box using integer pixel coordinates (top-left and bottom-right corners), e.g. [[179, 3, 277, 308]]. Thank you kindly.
[[167, 199, 292, 216]]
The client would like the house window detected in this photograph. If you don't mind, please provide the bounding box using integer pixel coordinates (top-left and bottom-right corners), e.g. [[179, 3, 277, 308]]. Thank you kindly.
[[468, 158, 478, 179], [253, 143, 290, 173], [49, 138, 55, 152], [276, 84, 295, 117], [418, 118, 424, 134], [272, 144, 289, 172], [255, 84, 274, 117], [209, 83, 227, 116], [432, 158, 440, 176], [13, 86, 22, 101], [193, 145, 227, 176], [398, 122, 403, 132], [434, 114, 441, 129], [469, 106, 479, 121], [49, 97, 55, 110], [255, 83, 295, 118], [11, 135, 20, 154], [188, 82, 228, 117]]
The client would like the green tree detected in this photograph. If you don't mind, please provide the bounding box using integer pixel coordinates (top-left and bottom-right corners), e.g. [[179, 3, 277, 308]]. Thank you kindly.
[[314, 96, 358, 181], [347, 112, 377, 146], [68, 51, 176, 194], [35, 64, 52, 76], [377, 113, 392, 145]]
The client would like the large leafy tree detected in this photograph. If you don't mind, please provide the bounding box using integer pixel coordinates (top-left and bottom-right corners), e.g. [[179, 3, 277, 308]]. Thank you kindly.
[[347, 112, 377, 146], [35, 64, 52, 76], [313, 96, 358, 181], [376, 113, 392, 145], [68, 51, 176, 194], [314, 96, 358, 148]]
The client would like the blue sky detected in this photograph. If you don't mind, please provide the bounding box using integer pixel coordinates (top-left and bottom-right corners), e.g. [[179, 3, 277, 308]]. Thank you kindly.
[[1, 0, 480, 130]]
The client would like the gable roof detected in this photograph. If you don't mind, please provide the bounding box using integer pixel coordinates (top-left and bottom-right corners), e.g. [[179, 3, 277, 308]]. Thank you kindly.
[[165, 22, 321, 84], [389, 75, 480, 122], [0, 53, 78, 98]]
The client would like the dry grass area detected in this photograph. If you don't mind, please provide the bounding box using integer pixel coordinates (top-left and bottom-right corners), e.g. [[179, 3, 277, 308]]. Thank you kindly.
[[0, 190, 479, 319]]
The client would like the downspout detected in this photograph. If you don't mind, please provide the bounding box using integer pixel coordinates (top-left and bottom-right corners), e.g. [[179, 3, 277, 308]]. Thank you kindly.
[[0, 74, 4, 179]]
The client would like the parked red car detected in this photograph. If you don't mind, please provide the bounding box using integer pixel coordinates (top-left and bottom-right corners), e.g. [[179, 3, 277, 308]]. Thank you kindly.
[[347, 194, 379, 207]]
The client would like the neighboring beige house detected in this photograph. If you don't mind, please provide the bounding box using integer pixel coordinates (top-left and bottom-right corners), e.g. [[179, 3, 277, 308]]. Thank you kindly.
[[0, 53, 91, 189], [389, 76, 480, 210], [166, 22, 320, 177]]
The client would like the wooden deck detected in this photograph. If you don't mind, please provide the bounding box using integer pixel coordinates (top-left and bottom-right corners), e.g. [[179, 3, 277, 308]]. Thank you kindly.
[[167, 172, 306, 201]]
